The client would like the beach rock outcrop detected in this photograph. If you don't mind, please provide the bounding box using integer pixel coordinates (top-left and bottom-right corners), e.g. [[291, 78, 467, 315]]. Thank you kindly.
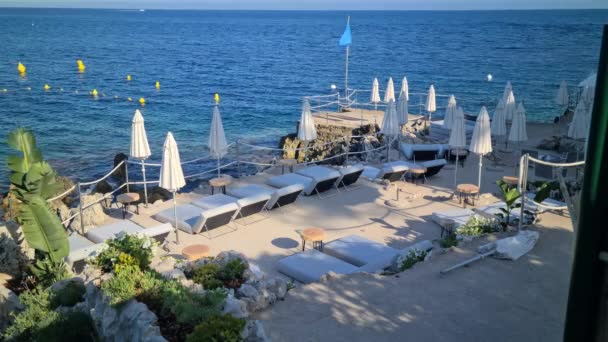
[[0, 285, 23, 333], [223, 295, 249, 318], [83, 283, 166, 342], [0, 232, 29, 277], [70, 193, 110, 233], [94, 180, 113, 195], [242, 320, 269, 342], [112, 153, 129, 184]]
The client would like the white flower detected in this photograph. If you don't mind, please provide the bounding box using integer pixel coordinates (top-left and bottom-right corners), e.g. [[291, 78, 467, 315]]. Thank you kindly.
[[142, 239, 151, 249]]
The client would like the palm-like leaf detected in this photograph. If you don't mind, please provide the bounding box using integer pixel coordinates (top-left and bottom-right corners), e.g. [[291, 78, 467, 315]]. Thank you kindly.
[[24, 162, 62, 199], [6, 128, 42, 173], [19, 195, 69, 261]]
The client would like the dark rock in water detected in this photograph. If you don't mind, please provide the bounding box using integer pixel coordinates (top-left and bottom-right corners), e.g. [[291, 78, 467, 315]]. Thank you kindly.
[[94, 180, 113, 194], [147, 187, 172, 203], [112, 153, 128, 184], [54, 176, 76, 207]]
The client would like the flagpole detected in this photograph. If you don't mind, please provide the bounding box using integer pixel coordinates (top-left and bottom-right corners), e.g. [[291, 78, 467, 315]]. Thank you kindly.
[[344, 16, 350, 109]]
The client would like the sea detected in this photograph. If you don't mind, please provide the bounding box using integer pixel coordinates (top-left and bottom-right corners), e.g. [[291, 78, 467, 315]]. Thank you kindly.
[[0, 9, 607, 189]]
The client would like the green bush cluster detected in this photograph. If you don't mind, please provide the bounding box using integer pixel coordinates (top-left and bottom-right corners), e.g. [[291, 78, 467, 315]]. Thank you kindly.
[[50, 280, 86, 308], [4, 288, 97, 341], [29, 257, 71, 288], [439, 233, 459, 248], [186, 314, 246, 342], [399, 250, 428, 272], [91, 233, 155, 273], [192, 259, 247, 290], [456, 215, 501, 237]]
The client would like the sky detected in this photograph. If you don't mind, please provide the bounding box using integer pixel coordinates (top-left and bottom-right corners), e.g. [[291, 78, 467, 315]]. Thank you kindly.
[[0, 0, 607, 10]]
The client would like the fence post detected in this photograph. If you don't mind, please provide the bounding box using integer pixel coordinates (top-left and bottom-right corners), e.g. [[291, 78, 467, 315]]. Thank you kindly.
[[125, 161, 130, 193], [77, 183, 84, 235], [345, 138, 350, 165], [236, 140, 241, 176]]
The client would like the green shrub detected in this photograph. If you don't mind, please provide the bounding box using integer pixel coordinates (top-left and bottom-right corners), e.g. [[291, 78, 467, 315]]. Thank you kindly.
[[4, 288, 55, 340], [100, 266, 162, 306], [29, 257, 71, 289], [192, 263, 224, 290], [456, 215, 501, 237], [439, 233, 458, 248], [32, 311, 98, 342], [191, 259, 247, 290], [92, 234, 155, 273], [399, 250, 427, 272], [159, 281, 226, 325], [50, 281, 86, 308], [217, 259, 247, 288], [186, 314, 246, 342]]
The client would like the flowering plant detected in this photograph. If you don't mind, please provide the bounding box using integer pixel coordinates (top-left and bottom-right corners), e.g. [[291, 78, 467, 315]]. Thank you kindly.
[[90, 233, 156, 273]]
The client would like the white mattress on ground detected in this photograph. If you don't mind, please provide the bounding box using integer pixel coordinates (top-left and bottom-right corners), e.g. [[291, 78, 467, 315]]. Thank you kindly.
[[192, 194, 238, 209], [323, 234, 399, 267], [431, 208, 475, 228], [153, 204, 206, 234], [228, 183, 303, 209], [277, 249, 358, 284], [67, 234, 105, 265], [267, 173, 315, 195], [85, 220, 143, 243], [296, 166, 341, 182]]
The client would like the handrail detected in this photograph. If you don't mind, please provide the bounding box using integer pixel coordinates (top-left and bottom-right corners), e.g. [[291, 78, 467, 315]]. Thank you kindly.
[[80, 160, 126, 187], [47, 185, 77, 202]]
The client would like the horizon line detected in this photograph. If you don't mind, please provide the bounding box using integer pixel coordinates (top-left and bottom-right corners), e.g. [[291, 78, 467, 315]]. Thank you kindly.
[[1, 6, 607, 11]]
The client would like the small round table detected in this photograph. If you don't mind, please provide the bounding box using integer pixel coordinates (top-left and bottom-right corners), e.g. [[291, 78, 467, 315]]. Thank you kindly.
[[182, 244, 211, 261], [456, 183, 479, 207], [450, 149, 468, 167], [278, 159, 297, 174], [406, 167, 427, 185], [209, 177, 232, 195], [298, 227, 327, 251], [116, 192, 140, 219]]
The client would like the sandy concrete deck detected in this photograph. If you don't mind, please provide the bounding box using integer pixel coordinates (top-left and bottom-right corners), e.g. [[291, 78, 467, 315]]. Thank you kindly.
[[313, 108, 423, 129]]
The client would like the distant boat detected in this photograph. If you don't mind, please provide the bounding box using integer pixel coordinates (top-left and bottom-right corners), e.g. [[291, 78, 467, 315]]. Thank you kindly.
[[139, 9, 145, 12]]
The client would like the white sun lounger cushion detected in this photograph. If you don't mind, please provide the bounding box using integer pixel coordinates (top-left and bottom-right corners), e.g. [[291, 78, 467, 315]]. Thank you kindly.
[[154, 203, 238, 234], [323, 234, 399, 267], [67, 234, 106, 265], [431, 208, 476, 228], [192, 194, 239, 209], [361, 166, 381, 179], [277, 249, 358, 284], [473, 202, 524, 223], [338, 164, 364, 176], [267, 173, 314, 195], [400, 143, 448, 160], [420, 159, 447, 168], [85, 220, 145, 243], [228, 183, 303, 209], [296, 166, 341, 183], [359, 240, 434, 273]]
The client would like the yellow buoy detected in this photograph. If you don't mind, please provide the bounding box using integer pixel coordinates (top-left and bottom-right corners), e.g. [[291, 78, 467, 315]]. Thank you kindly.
[[77, 59, 86, 73], [44, 84, 50, 91], [17, 62, 26, 74], [91, 89, 98, 97], [214, 93, 220, 105], [127, 97, 132, 102], [155, 81, 160, 90], [127, 74, 132, 81], [139, 97, 146, 106]]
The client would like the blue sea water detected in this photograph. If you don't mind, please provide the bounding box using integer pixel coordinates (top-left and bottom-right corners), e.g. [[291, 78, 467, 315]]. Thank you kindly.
[[0, 9, 606, 188]]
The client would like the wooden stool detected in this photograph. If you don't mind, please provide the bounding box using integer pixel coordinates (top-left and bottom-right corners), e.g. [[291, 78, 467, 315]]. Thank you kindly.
[[116, 192, 140, 219], [278, 159, 297, 174], [406, 167, 427, 185], [456, 183, 479, 207], [209, 177, 232, 195], [182, 244, 211, 261], [298, 227, 327, 251]]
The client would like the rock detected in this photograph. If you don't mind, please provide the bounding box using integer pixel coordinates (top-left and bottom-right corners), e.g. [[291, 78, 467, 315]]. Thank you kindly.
[[70, 193, 110, 233], [85, 283, 166, 342], [80, 264, 103, 285], [53, 202, 72, 224], [320, 271, 339, 283], [242, 320, 269, 342], [237, 283, 259, 299], [214, 250, 250, 269], [94, 180, 113, 195], [153, 200, 164, 206], [147, 187, 172, 203], [223, 296, 249, 318], [50, 277, 85, 293], [112, 153, 129, 184], [161, 269, 186, 281], [237, 283, 270, 312], [243, 263, 265, 282], [263, 278, 287, 300], [0, 285, 23, 333], [0, 232, 29, 277], [54, 176, 77, 207]]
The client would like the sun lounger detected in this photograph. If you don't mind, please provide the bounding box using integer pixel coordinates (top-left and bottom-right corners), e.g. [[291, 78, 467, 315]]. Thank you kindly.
[[153, 203, 239, 234], [431, 208, 476, 229], [228, 183, 304, 209], [359, 162, 408, 182], [66, 234, 105, 273], [400, 143, 449, 161], [522, 193, 568, 214], [473, 202, 533, 225], [277, 249, 358, 284], [295, 166, 341, 197], [336, 165, 364, 189], [395, 159, 448, 178], [192, 193, 270, 221]]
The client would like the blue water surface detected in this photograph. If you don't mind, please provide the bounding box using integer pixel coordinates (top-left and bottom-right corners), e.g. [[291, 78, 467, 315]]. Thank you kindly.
[[0, 9, 606, 186]]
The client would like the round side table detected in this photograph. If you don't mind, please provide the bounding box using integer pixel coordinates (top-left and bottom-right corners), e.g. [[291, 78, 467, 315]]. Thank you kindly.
[[182, 244, 211, 261], [456, 183, 479, 207], [209, 177, 232, 195], [298, 227, 327, 251], [116, 192, 140, 219]]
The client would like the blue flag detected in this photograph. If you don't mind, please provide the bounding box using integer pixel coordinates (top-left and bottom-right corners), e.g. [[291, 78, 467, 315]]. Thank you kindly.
[[339, 21, 352, 46]]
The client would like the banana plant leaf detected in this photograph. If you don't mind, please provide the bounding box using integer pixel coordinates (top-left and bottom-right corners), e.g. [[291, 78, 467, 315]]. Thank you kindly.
[[24, 162, 62, 200], [19, 195, 69, 261], [6, 128, 42, 172]]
